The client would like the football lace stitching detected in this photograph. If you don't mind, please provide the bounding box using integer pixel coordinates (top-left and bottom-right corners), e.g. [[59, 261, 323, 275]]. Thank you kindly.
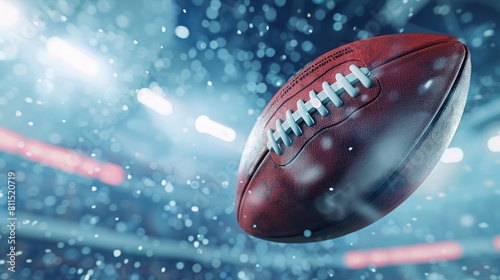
[[267, 64, 373, 155]]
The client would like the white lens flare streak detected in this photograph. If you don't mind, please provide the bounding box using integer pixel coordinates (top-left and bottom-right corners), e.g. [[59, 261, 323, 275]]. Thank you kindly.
[[137, 88, 174, 116], [440, 147, 464, 163], [0, 1, 20, 27], [46, 37, 100, 76], [487, 135, 500, 152], [195, 115, 236, 142]]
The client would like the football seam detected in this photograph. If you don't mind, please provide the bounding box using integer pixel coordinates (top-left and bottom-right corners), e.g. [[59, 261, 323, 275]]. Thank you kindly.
[[354, 43, 470, 228]]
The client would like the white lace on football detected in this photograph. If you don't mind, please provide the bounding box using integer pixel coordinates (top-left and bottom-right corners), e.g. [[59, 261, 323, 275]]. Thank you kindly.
[[267, 64, 373, 155]]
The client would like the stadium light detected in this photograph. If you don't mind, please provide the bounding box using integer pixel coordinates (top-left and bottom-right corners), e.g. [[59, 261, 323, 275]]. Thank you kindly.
[[137, 88, 174, 116], [195, 115, 236, 142], [0, 1, 20, 27], [487, 135, 500, 152], [440, 147, 464, 163], [174, 25, 190, 39], [46, 37, 100, 76]]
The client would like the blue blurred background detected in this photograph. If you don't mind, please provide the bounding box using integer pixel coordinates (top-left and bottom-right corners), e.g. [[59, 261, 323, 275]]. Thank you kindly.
[[0, 0, 499, 279]]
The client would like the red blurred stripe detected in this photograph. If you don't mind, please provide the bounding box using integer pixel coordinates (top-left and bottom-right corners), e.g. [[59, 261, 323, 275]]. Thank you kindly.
[[0, 128, 23, 153], [344, 241, 463, 269], [0, 127, 124, 186], [99, 163, 126, 186]]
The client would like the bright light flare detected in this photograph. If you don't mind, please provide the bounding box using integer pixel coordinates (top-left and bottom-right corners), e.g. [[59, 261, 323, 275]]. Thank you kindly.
[[487, 135, 500, 152], [137, 88, 174, 116], [175, 25, 190, 39], [195, 115, 236, 142], [46, 37, 100, 76], [440, 147, 464, 163], [0, 1, 20, 27]]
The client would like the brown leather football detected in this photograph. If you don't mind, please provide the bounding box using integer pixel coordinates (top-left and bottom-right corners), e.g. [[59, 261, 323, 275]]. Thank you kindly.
[[236, 33, 471, 243]]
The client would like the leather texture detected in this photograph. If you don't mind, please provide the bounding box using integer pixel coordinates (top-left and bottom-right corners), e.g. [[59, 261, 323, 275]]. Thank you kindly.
[[236, 33, 471, 243]]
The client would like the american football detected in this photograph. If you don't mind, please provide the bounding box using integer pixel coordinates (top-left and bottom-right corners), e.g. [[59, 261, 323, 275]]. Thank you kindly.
[[236, 33, 471, 243]]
